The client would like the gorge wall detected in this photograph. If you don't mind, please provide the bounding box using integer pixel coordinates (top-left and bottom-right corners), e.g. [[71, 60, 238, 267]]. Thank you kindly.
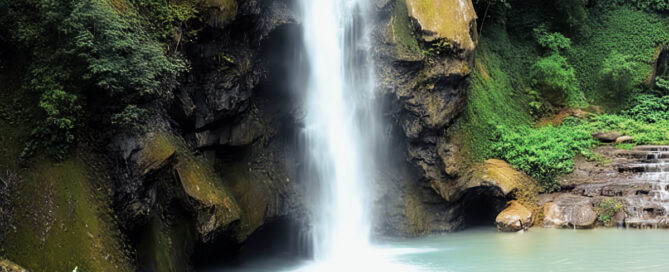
[[0, 0, 508, 271]]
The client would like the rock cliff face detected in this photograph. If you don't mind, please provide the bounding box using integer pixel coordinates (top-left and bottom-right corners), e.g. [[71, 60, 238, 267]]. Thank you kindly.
[[107, 0, 307, 268], [369, 0, 481, 236]]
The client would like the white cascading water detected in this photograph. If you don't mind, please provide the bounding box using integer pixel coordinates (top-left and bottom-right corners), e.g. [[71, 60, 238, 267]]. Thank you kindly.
[[299, 0, 389, 270]]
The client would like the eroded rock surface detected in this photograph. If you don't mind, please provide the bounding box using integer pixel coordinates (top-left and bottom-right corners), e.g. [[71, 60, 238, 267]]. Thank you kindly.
[[496, 201, 533, 232], [542, 194, 598, 229]]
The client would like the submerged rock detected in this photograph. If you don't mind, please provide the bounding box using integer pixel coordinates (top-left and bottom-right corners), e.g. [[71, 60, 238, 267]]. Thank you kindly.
[[496, 201, 533, 232]]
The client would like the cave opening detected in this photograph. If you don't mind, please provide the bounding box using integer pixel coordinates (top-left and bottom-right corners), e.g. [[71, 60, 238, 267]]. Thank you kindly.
[[461, 186, 507, 228], [192, 217, 310, 270]]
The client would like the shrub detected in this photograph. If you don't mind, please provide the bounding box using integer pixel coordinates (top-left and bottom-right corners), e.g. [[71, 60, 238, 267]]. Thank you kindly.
[[624, 94, 669, 123], [531, 54, 585, 106], [533, 25, 571, 53], [22, 89, 82, 160], [111, 104, 149, 130], [1, 0, 185, 159], [599, 52, 639, 99], [656, 76, 669, 94], [491, 124, 593, 192], [598, 198, 623, 224]]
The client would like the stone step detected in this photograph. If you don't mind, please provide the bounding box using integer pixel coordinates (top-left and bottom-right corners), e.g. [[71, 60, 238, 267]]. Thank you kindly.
[[618, 163, 669, 173], [641, 158, 669, 163], [634, 146, 669, 152]]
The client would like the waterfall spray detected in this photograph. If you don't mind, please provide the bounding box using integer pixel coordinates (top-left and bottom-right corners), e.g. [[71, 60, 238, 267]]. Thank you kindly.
[[300, 0, 379, 267]]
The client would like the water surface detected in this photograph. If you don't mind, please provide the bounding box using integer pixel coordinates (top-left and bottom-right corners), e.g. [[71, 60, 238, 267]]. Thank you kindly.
[[215, 228, 669, 272]]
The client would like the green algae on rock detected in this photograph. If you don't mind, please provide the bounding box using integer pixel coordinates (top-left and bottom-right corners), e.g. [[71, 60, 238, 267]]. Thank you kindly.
[[405, 0, 477, 51], [2, 157, 133, 272]]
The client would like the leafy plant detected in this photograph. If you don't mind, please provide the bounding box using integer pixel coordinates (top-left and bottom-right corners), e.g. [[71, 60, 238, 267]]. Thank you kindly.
[[1, 0, 186, 159], [111, 104, 149, 131], [599, 52, 639, 99], [598, 198, 623, 224], [531, 54, 585, 106], [624, 94, 669, 122], [533, 25, 571, 53], [490, 124, 594, 192]]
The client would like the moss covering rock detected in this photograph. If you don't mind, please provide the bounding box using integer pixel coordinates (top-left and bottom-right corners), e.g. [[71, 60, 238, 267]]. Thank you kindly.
[[1, 156, 133, 272], [405, 0, 477, 51]]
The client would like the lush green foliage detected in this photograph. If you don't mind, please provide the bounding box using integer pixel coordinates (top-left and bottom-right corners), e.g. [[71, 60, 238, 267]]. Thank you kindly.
[[600, 0, 669, 13], [625, 94, 669, 123], [531, 54, 585, 106], [490, 124, 594, 191], [599, 52, 639, 99], [533, 25, 571, 53], [568, 8, 669, 108], [0, 0, 185, 158], [656, 76, 669, 94], [598, 198, 623, 224], [462, 1, 669, 192], [130, 0, 199, 40]]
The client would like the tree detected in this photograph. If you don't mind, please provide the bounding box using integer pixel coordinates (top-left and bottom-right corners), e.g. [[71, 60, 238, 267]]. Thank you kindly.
[[1, 0, 186, 159]]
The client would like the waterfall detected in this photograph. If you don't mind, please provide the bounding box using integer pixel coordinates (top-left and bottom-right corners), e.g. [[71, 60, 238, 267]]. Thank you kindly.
[[300, 0, 382, 269]]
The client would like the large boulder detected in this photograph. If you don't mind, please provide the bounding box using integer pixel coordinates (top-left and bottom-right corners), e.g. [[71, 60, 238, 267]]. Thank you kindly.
[[543, 194, 598, 229], [174, 154, 242, 241], [405, 0, 477, 51], [592, 131, 621, 143], [496, 201, 533, 232]]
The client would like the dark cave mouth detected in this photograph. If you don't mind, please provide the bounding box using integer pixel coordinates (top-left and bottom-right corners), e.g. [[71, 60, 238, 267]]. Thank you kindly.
[[461, 186, 508, 228]]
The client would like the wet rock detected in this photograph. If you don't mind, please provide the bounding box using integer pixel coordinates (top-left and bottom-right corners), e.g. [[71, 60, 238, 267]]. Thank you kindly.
[[592, 131, 621, 143], [615, 136, 634, 144], [543, 194, 597, 229], [496, 201, 533, 232], [0, 259, 28, 272]]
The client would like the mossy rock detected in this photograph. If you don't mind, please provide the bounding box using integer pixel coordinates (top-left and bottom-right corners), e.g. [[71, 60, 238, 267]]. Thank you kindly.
[[136, 210, 195, 272], [405, 0, 477, 51], [138, 133, 176, 175], [174, 149, 241, 240], [2, 157, 133, 272], [0, 259, 28, 272]]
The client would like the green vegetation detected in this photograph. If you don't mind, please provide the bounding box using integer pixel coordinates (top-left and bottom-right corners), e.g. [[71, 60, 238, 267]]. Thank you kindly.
[[598, 198, 623, 224], [490, 124, 594, 191], [0, 0, 188, 159], [2, 156, 134, 271], [531, 54, 585, 107], [462, 0, 669, 191]]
